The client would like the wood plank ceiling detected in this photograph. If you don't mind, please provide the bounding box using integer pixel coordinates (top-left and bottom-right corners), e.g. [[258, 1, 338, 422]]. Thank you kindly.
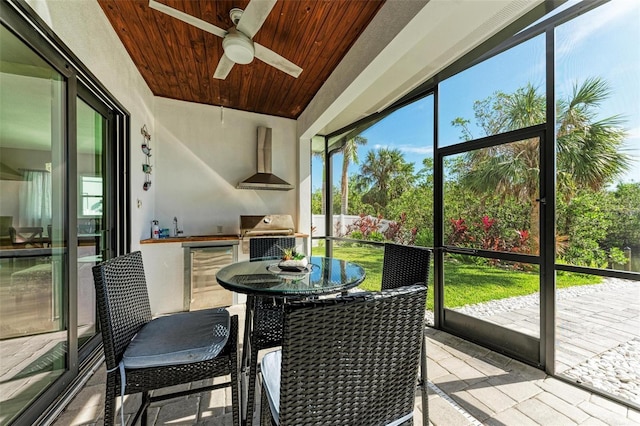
[[98, 0, 385, 119]]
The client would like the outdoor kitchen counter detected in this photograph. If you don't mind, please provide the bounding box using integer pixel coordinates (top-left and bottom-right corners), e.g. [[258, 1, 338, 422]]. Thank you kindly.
[[140, 235, 241, 244], [140, 233, 309, 244], [138, 232, 310, 314]]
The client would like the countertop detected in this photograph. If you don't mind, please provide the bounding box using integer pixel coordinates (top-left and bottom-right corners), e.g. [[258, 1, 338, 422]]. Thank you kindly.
[[140, 233, 309, 244], [140, 235, 241, 244]]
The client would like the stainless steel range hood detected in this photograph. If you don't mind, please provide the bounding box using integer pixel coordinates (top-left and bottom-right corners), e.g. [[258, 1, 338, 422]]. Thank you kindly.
[[237, 127, 294, 191]]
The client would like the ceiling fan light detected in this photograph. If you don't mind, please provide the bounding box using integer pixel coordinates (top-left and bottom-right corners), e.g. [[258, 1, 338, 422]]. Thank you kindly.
[[223, 31, 255, 64]]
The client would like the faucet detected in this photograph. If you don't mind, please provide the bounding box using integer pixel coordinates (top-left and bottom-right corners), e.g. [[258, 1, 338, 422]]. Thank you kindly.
[[173, 217, 179, 237]]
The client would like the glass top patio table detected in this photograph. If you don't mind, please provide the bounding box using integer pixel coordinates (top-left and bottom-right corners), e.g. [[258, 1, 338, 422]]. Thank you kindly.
[[216, 255, 366, 297], [217, 255, 366, 425]]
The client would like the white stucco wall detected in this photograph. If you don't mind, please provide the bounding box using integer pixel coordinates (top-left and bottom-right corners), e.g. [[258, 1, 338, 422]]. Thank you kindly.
[[153, 97, 298, 237]]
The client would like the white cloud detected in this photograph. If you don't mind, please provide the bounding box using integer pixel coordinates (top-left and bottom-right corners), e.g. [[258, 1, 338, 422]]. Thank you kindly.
[[399, 146, 433, 155], [556, 1, 638, 56], [371, 143, 433, 155], [626, 126, 640, 140]]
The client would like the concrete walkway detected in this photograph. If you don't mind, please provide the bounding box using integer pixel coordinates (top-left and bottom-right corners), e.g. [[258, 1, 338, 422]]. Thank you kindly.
[[51, 304, 640, 426]]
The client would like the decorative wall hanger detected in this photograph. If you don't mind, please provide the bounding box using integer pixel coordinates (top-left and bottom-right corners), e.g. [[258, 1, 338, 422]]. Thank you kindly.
[[141, 125, 152, 190]]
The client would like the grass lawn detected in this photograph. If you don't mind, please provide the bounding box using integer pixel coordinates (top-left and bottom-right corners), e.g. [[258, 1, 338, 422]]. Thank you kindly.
[[312, 244, 602, 311]]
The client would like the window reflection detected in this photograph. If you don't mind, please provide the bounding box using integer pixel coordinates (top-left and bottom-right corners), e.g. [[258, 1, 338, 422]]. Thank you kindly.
[[0, 24, 66, 424]]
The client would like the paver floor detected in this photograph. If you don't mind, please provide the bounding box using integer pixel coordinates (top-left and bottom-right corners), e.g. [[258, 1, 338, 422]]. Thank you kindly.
[[50, 304, 640, 426]]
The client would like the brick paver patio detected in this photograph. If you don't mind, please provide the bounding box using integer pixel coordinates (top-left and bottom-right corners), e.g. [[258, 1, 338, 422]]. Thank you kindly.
[[50, 303, 640, 425]]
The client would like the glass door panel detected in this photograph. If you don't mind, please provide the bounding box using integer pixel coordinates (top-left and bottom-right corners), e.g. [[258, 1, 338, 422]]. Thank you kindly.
[[443, 139, 540, 256], [440, 134, 543, 363], [443, 253, 541, 338], [0, 25, 67, 424], [76, 97, 104, 348]]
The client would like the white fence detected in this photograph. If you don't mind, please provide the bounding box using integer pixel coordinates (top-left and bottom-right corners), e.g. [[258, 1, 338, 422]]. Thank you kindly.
[[311, 214, 393, 241], [311, 214, 361, 238]]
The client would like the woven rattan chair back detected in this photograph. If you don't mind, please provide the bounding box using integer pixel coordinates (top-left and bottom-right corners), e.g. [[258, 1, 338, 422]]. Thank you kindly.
[[249, 236, 296, 259], [268, 284, 427, 425], [92, 250, 152, 371], [381, 243, 431, 290]]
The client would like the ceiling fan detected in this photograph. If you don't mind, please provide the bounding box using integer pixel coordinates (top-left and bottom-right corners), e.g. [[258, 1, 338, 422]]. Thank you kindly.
[[148, 0, 303, 80]]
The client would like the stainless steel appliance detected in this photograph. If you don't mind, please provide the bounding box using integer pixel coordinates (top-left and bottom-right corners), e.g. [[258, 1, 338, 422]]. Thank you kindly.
[[183, 241, 238, 311], [237, 127, 294, 191], [239, 214, 295, 254]]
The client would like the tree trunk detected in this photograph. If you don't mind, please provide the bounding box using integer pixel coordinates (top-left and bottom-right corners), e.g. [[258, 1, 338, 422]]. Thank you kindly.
[[320, 157, 326, 214], [341, 156, 349, 215]]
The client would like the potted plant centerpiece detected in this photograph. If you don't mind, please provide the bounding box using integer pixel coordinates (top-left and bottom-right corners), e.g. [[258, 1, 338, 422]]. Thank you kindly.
[[278, 246, 308, 271]]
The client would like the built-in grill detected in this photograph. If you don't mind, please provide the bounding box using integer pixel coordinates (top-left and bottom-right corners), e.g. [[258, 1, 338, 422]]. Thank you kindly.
[[239, 214, 295, 254]]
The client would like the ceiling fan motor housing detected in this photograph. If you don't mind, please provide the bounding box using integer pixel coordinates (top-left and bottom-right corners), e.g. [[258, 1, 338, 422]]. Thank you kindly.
[[223, 29, 254, 64]]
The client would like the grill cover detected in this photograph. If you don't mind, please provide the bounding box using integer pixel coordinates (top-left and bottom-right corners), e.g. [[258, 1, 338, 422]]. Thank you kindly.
[[240, 215, 295, 237], [240, 215, 295, 254]]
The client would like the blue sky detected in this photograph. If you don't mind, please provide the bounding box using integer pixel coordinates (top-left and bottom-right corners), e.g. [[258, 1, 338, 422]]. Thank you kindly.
[[312, 0, 640, 191]]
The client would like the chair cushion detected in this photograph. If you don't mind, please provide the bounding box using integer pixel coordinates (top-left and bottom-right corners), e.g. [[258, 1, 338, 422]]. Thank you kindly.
[[122, 307, 229, 369], [261, 349, 414, 426], [260, 350, 282, 424]]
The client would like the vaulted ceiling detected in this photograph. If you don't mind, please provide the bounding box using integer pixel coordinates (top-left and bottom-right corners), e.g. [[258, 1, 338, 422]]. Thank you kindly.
[[98, 0, 385, 119]]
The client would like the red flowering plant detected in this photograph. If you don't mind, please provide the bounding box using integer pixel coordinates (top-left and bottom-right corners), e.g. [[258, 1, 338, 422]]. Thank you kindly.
[[476, 215, 503, 251], [345, 213, 417, 245], [384, 212, 418, 245], [344, 214, 382, 239], [448, 218, 469, 245], [481, 215, 495, 231], [511, 229, 531, 253], [516, 229, 529, 243], [451, 215, 536, 269]]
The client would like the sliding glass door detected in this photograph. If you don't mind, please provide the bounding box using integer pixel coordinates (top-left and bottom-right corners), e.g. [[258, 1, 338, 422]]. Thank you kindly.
[[0, 4, 125, 422]]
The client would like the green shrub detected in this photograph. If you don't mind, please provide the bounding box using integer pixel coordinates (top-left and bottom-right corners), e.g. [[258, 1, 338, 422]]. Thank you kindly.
[[369, 231, 385, 242], [349, 230, 364, 240]]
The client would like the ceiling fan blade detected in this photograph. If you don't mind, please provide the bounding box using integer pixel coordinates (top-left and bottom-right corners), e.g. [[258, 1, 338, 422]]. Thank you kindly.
[[254, 43, 302, 78], [236, 0, 277, 39], [148, 0, 227, 38], [213, 54, 235, 80]]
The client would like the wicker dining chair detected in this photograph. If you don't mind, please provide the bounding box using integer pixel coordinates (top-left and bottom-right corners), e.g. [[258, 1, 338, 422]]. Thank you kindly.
[[381, 243, 432, 423], [246, 236, 297, 425], [92, 251, 239, 426], [259, 284, 427, 425], [381, 242, 431, 290]]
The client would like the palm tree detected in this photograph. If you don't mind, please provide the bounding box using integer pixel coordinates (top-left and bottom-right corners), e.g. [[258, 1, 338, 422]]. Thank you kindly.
[[556, 77, 629, 195], [356, 148, 415, 216], [453, 78, 630, 252], [340, 135, 367, 215]]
